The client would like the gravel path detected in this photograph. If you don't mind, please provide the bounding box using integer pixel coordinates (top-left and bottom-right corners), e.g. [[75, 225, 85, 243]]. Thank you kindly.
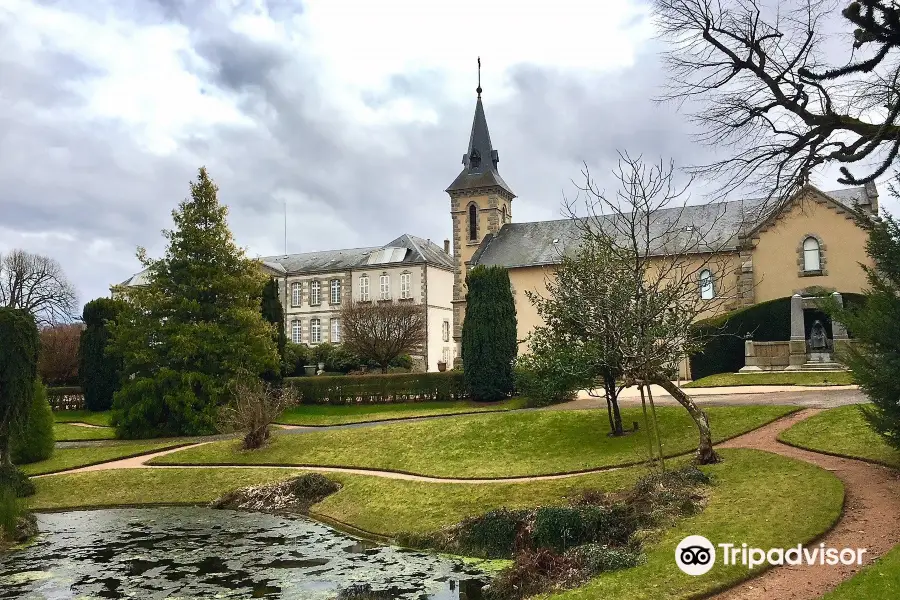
[[711, 409, 900, 600]]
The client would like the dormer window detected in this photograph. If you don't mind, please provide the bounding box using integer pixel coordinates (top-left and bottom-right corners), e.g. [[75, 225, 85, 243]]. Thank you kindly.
[[469, 149, 481, 169]]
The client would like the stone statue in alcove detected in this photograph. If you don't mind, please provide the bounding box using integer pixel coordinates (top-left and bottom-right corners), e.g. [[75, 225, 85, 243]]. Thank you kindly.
[[809, 320, 829, 350]]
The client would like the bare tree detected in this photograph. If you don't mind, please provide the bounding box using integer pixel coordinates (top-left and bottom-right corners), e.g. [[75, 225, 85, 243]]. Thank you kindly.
[[655, 0, 900, 201], [0, 250, 78, 326], [38, 324, 83, 386], [340, 300, 427, 374], [218, 380, 297, 450], [557, 153, 742, 464]]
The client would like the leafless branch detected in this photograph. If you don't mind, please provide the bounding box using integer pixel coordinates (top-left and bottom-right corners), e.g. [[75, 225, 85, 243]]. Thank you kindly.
[[0, 249, 78, 326]]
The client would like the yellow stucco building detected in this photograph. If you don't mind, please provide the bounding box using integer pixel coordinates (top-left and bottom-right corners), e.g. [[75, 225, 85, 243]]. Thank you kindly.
[[446, 85, 879, 370]]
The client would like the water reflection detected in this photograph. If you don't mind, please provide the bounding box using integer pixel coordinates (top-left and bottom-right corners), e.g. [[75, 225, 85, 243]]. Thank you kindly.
[[0, 507, 486, 599]]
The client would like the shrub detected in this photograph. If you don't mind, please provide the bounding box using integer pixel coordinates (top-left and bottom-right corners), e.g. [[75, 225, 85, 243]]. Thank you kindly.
[[11, 381, 54, 464], [565, 543, 644, 574], [217, 380, 297, 450], [0, 485, 22, 541], [284, 371, 466, 405], [462, 265, 517, 401], [514, 363, 579, 408], [79, 297, 124, 411], [456, 508, 528, 558], [531, 505, 636, 553], [282, 342, 310, 377], [0, 464, 35, 498], [486, 547, 585, 600]]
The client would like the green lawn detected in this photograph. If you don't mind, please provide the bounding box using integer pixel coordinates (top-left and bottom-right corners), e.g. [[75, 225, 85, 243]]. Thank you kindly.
[[152, 405, 796, 478], [277, 398, 528, 426], [21, 441, 185, 476], [778, 404, 900, 468], [26, 448, 844, 600], [53, 423, 116, 441], [52, 410, 113, 427], [542, 449, 844, 600], [821, 543, 900, 599], [685, 371, 854, 388]]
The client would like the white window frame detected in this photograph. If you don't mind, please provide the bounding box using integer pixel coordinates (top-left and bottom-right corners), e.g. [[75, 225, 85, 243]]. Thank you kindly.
[[803, 237, 821, 272], [330, 279, 342, 305], [380, 274, 390, 300], [699, 269, 714, 300], [291, 319, 302, 344], [359, 275, 370, 301], [330, 318, 341, 343], [310, 280, 320, 305], [442, 320, 450, 342], [291, 282, 302, 307], [400, 272, 411, 299], [310, 318, 321, 344]]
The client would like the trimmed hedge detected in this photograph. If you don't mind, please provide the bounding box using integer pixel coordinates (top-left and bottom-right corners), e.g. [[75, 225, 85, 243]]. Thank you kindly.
[[284, 372, 465, 405], [689, 293, 864, 379]]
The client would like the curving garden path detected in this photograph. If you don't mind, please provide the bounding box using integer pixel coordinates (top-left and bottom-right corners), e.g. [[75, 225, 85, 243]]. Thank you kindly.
[[43, 400, 900, 599]]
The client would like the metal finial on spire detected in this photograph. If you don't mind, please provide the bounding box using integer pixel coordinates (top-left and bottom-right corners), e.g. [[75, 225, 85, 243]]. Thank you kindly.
[[476, 56, 482, 97]]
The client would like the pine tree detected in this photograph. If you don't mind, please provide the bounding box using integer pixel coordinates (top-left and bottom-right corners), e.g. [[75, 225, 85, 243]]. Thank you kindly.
[[462, 265, 517, 401], [260, 278, 286, 381], [839, 206, 900, 449], [79, 298, 124, 412], [110, 167, 279, 438]]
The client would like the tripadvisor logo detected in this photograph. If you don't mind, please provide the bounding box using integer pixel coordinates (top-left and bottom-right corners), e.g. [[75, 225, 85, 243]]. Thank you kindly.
[[675, 535, 869, 576], [676, 535, 716, 575]]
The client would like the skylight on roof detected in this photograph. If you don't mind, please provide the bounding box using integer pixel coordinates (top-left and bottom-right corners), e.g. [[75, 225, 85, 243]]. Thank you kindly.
[[366, 247, 408, 265]]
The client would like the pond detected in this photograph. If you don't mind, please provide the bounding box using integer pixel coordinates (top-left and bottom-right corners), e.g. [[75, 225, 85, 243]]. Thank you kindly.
[[0, 507, 487, 599]]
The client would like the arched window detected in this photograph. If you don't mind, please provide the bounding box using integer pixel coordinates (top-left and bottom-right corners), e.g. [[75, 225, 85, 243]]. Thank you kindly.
[[803, 237, 821, 271], [468, 204, 478, 241], [699, 269, 714, 300], [501, 205, 508, 225]]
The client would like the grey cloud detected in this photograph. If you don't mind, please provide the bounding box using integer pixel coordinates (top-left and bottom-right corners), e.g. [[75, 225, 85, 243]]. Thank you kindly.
[[12, 0, 871, 313]]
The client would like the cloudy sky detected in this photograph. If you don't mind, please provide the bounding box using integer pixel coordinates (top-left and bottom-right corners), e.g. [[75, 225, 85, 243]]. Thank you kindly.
[[2, 0, 897, 311]]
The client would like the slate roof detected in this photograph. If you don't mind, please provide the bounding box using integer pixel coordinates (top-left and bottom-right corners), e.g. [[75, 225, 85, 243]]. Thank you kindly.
[[471, 185, 876, 269], [445, 94, 515, 197], [260, 233, 454, 275]]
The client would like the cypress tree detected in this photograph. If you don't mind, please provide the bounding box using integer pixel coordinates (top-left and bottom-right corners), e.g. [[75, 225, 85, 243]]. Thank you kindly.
[[11, 381, 54, 464], [462, 265, 517, 401], [260, 278, 286, 382], [79, 298, 124, 412], [0, 308, 40, 466]]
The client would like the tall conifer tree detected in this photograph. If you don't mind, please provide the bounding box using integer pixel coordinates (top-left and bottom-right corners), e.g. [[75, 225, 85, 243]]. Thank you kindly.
[[462, 265, 517, 401], [111, 167, 279, 437], [260, 278, 286, 381]]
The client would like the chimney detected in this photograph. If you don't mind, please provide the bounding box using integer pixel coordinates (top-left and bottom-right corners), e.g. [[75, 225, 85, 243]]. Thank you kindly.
[[864, 181, 879, 214], [443, 239, 451, 254]]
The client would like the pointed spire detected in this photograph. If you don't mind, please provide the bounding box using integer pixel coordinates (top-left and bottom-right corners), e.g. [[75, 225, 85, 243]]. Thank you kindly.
[[445, 59, 515, 197]]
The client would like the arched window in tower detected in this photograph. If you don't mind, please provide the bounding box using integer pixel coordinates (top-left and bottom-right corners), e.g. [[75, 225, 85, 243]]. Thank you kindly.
[[469, 149, 481, 169], [501, 205, 508, 225], [468, 204, 478, 241]]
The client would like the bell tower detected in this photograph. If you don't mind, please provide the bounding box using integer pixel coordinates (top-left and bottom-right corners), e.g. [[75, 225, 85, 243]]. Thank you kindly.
[[446, 58, 516, 360]]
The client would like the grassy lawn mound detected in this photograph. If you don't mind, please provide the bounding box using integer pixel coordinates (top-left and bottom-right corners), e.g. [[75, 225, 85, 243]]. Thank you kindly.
[[778, 404, 900, 468], [52, 410, 113, 427], [26, 449, 844, 600], [53, 423, 116, 442], [21, 441, 186, 476], [152, 405, 796, 478], [277, 398, 527, 427], [685, 371, 854, 388]]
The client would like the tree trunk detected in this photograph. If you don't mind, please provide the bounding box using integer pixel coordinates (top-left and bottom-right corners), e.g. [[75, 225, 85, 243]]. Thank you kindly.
[[604, 374, 624, 435], [380, 363, 389, 374], [0, 432, 11, 467], [655, 378, 720, 464]]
